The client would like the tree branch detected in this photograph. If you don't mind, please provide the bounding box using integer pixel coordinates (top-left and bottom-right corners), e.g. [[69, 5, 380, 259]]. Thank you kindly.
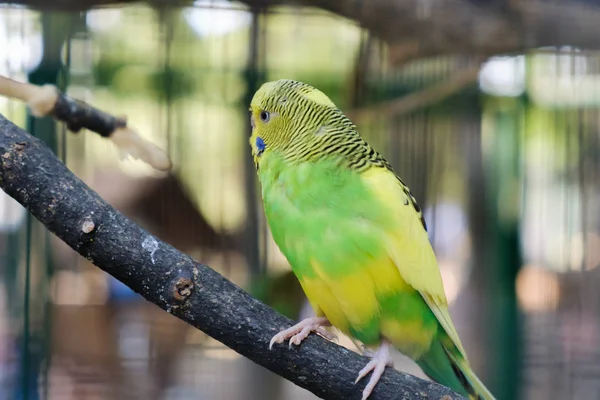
[[0, 75, 172, 172], [0, 113, 464, 399], [8, 0, 600, 62], [4, 0, 192, 11], [286, 0, 600, 60]]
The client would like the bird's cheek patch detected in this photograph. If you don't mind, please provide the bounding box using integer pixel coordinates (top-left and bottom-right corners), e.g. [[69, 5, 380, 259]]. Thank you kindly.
[[255, 136, 266, 156]]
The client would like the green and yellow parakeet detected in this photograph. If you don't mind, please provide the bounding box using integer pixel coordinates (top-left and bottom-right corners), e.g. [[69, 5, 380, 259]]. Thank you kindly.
[[248, 79, 494, 400]]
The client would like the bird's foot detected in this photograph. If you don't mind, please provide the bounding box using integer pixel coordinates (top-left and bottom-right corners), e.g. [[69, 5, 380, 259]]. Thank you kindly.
[[355, 340, 394, 400], [269, 317, 336, 350]]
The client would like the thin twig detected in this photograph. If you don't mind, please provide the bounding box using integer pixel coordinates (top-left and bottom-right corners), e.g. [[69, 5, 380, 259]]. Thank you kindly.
[[0, 75, 172, 171], [347, 63, 482, 121], [0, 113, 464, 400]]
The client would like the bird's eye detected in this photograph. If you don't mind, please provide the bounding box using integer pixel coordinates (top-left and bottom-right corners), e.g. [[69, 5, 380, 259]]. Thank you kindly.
[[260, 111, 270, 123]]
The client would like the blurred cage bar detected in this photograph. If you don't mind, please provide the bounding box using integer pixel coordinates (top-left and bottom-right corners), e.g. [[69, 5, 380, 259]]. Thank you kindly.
[[0, 1, 599, 400]]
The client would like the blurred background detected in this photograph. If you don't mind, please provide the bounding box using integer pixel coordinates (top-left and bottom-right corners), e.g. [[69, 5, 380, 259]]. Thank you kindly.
[[0, 0, 599, 399]]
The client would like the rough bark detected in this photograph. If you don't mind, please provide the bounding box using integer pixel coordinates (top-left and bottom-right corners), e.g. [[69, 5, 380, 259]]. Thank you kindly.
[[0, 114, 464, 399]]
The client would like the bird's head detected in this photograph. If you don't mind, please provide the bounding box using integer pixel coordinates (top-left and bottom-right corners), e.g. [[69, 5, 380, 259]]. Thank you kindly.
[[248, 79, 338, 168]]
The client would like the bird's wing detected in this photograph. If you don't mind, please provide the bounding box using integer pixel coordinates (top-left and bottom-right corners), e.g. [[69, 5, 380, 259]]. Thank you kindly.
[[360, 166, 468, 359]]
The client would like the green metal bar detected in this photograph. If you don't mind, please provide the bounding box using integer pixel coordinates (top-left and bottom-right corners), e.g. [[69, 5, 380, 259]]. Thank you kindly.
[[16, 11, 75, 400], [483, 105, 523, 400], [242, 8, 266, 282]]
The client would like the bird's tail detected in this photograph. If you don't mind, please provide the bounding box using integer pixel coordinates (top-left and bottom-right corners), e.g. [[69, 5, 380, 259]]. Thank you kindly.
[[416, 341, 495, 400]]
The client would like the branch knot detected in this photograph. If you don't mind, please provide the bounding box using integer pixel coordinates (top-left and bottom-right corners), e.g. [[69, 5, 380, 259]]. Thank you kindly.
[[170, 274, 194, 303]]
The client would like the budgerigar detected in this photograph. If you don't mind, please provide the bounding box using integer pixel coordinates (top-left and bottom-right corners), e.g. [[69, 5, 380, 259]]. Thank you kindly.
[[248, 79, 495, 400]]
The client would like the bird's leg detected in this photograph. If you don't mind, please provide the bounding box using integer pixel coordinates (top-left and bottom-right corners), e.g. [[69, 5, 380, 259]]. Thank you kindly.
[[361, 346, 377, 358], [269, 316, 336, 350], [355, 340, 394, 400]]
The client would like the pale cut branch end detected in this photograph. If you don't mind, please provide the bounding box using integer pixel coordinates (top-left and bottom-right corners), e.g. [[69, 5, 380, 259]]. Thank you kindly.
[[111, 127, 173, 172], [0, 77, 58, 116], [29, 84, 59, 117]]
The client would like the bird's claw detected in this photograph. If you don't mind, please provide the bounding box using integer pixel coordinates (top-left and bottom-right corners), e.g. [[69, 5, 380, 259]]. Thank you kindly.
[[355, 341, 394, 400], [269, 317, 333, 350]]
